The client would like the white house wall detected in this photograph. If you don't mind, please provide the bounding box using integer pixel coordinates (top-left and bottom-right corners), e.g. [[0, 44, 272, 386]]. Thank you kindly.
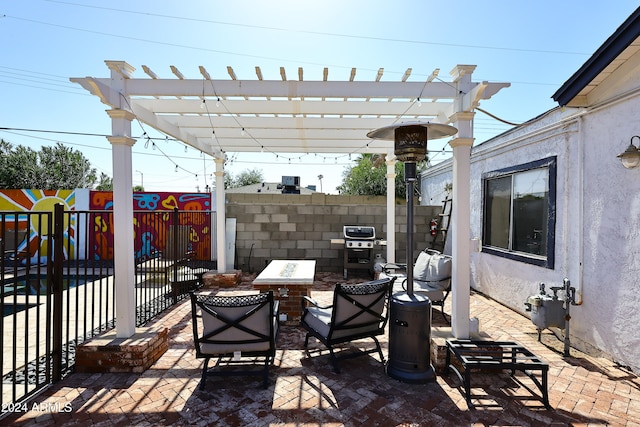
[[421, 96, 640, 373]]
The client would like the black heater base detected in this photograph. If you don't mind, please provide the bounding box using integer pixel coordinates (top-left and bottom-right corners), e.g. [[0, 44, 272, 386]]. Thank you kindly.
[[386, 292, 435, 383]]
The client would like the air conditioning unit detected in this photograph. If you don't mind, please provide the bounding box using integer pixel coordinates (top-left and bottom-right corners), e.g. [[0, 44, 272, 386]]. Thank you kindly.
[[281, 176, 300, 194], [282, 176, 300, 186]]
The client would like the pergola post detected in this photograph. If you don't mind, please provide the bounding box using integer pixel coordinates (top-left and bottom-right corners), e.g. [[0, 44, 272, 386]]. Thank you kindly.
[[104, 61, 138, 339], [214, 157, 227, 273], [385, 154, 397, 263], [106, 110, 137, 338], [448, 112, 475, 339]]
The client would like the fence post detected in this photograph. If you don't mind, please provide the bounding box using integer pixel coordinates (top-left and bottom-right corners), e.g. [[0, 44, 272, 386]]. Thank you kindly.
[[171, 207, 179, 288], [52, 203, 64, 381]]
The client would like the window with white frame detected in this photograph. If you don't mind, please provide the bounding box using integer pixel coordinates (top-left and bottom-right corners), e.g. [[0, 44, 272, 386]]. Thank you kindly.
[[482, 157, 556, 268]]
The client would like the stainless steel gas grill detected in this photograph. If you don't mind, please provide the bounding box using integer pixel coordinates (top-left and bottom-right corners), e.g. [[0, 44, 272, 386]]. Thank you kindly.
[[342, 225, 375, 279]]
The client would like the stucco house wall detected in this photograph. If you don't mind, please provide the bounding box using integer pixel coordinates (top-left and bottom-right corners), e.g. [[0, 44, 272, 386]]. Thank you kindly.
[[421, 82, 640, 374]]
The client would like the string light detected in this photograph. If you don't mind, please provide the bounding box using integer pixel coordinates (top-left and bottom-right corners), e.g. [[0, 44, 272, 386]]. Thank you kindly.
[[200, 98, 206, 109], [241, 127, 246, 136], [216, 97, 220, 108], [175, 165, 179, 172]]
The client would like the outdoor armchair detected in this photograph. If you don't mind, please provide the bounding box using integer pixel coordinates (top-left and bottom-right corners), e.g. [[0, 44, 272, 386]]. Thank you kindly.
[[301, 276, 395, 373], [190, 290, 280, 389], [380, 248, 452, 323]]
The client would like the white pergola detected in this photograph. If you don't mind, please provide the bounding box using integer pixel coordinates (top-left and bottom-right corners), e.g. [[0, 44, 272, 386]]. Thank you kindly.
[[72, 61, 509, 339]]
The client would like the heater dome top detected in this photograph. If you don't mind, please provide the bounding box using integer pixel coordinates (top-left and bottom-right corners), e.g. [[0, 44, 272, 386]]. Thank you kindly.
[[366, 121, 457, 141]]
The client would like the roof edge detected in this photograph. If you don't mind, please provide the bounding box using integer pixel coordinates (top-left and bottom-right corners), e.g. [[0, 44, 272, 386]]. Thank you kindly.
[[551, 6, 640, 106]]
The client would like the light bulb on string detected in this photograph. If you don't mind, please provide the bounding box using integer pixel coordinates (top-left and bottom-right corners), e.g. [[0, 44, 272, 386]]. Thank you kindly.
[[152, 142, 156, 151], [200, 98, 206, 109], [216, 97, 220, 108], [417, 97, 422, 107], [241, 128, 246, 136], [175, 165, 179, 172], [184, 145, 188, 153]]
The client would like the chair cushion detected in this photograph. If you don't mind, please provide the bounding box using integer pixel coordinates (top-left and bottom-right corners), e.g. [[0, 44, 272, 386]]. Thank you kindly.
[[413, 250, 451, 290], [199, 299, 274, 355], [303, 306, 333, 338]]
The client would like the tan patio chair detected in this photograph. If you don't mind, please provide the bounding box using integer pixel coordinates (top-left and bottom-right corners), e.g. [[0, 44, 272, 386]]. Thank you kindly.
[[301, 277, 395, 373], [380, 249, 452, 323], [190, 291, 279, 389]]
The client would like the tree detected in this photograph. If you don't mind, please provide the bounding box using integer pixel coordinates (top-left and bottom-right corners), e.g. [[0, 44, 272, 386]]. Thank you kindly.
[[96, 173, 114, 190], [337, 154, 426, 198], [226, 168, 264, 188], [0, 140, 101, 189]]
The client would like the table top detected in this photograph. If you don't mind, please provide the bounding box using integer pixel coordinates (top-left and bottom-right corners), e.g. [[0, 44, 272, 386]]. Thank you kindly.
[[253, 260, 316, 285]]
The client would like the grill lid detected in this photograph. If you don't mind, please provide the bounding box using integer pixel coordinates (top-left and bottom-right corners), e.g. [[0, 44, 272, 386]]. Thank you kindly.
[[343, 225, 375, 239]]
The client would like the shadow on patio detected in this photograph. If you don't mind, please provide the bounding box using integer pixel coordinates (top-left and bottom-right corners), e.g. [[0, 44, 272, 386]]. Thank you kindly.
[[5, 271, 637, 426]]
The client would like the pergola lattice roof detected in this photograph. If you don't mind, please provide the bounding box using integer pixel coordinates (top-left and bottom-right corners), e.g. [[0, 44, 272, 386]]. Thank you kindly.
[[72, 62, 509, 158]]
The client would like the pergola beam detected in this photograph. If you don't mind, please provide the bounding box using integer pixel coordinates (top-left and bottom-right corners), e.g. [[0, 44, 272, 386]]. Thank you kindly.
[[134, 98, 450, 116], [90, 78, 461, 99]]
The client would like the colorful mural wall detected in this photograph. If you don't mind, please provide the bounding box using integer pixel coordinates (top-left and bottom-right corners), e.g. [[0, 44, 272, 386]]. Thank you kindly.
[[90, 191, 212, 262], [0, 189, 213, 262], [0, 189, 75, 261]]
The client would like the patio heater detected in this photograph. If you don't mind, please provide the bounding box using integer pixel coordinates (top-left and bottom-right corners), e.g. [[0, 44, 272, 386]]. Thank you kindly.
[[368, 122, 457, 383]]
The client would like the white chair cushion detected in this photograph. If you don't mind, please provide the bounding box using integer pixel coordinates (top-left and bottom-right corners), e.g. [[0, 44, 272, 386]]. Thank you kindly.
[[413, 251, 452, 289], [200, 303, 273, 354]]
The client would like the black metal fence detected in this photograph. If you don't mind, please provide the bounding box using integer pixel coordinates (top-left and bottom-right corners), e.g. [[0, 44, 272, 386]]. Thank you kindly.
[[0, 206, 214, 409]]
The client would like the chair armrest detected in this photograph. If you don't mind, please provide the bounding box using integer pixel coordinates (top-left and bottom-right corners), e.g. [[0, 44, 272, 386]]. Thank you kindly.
[[301, 295, 332, 310], [382, 263, 407, 274]]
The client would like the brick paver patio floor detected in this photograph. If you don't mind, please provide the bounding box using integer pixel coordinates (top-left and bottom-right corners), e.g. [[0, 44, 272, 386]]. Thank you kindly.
[[4, 271, 640, 426]]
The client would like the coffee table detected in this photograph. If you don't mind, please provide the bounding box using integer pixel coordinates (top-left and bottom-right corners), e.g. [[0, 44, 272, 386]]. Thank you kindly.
[[253, 260, 316, 325], [446, 339, 550, 408]]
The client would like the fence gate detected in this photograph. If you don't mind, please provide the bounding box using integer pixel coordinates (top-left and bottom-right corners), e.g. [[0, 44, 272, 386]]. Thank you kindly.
[[1, 205, 214, 410]]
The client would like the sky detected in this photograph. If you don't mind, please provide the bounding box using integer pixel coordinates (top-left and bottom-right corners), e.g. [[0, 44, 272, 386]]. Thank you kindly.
[[1, 0, 638, 194]]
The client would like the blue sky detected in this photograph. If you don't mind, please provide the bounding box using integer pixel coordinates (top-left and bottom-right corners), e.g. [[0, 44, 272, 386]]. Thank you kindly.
[[1, 0, 638, 193]]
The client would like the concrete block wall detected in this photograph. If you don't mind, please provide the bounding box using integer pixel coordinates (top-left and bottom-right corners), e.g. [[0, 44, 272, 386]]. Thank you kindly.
[[227, 193, 440, 274]]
